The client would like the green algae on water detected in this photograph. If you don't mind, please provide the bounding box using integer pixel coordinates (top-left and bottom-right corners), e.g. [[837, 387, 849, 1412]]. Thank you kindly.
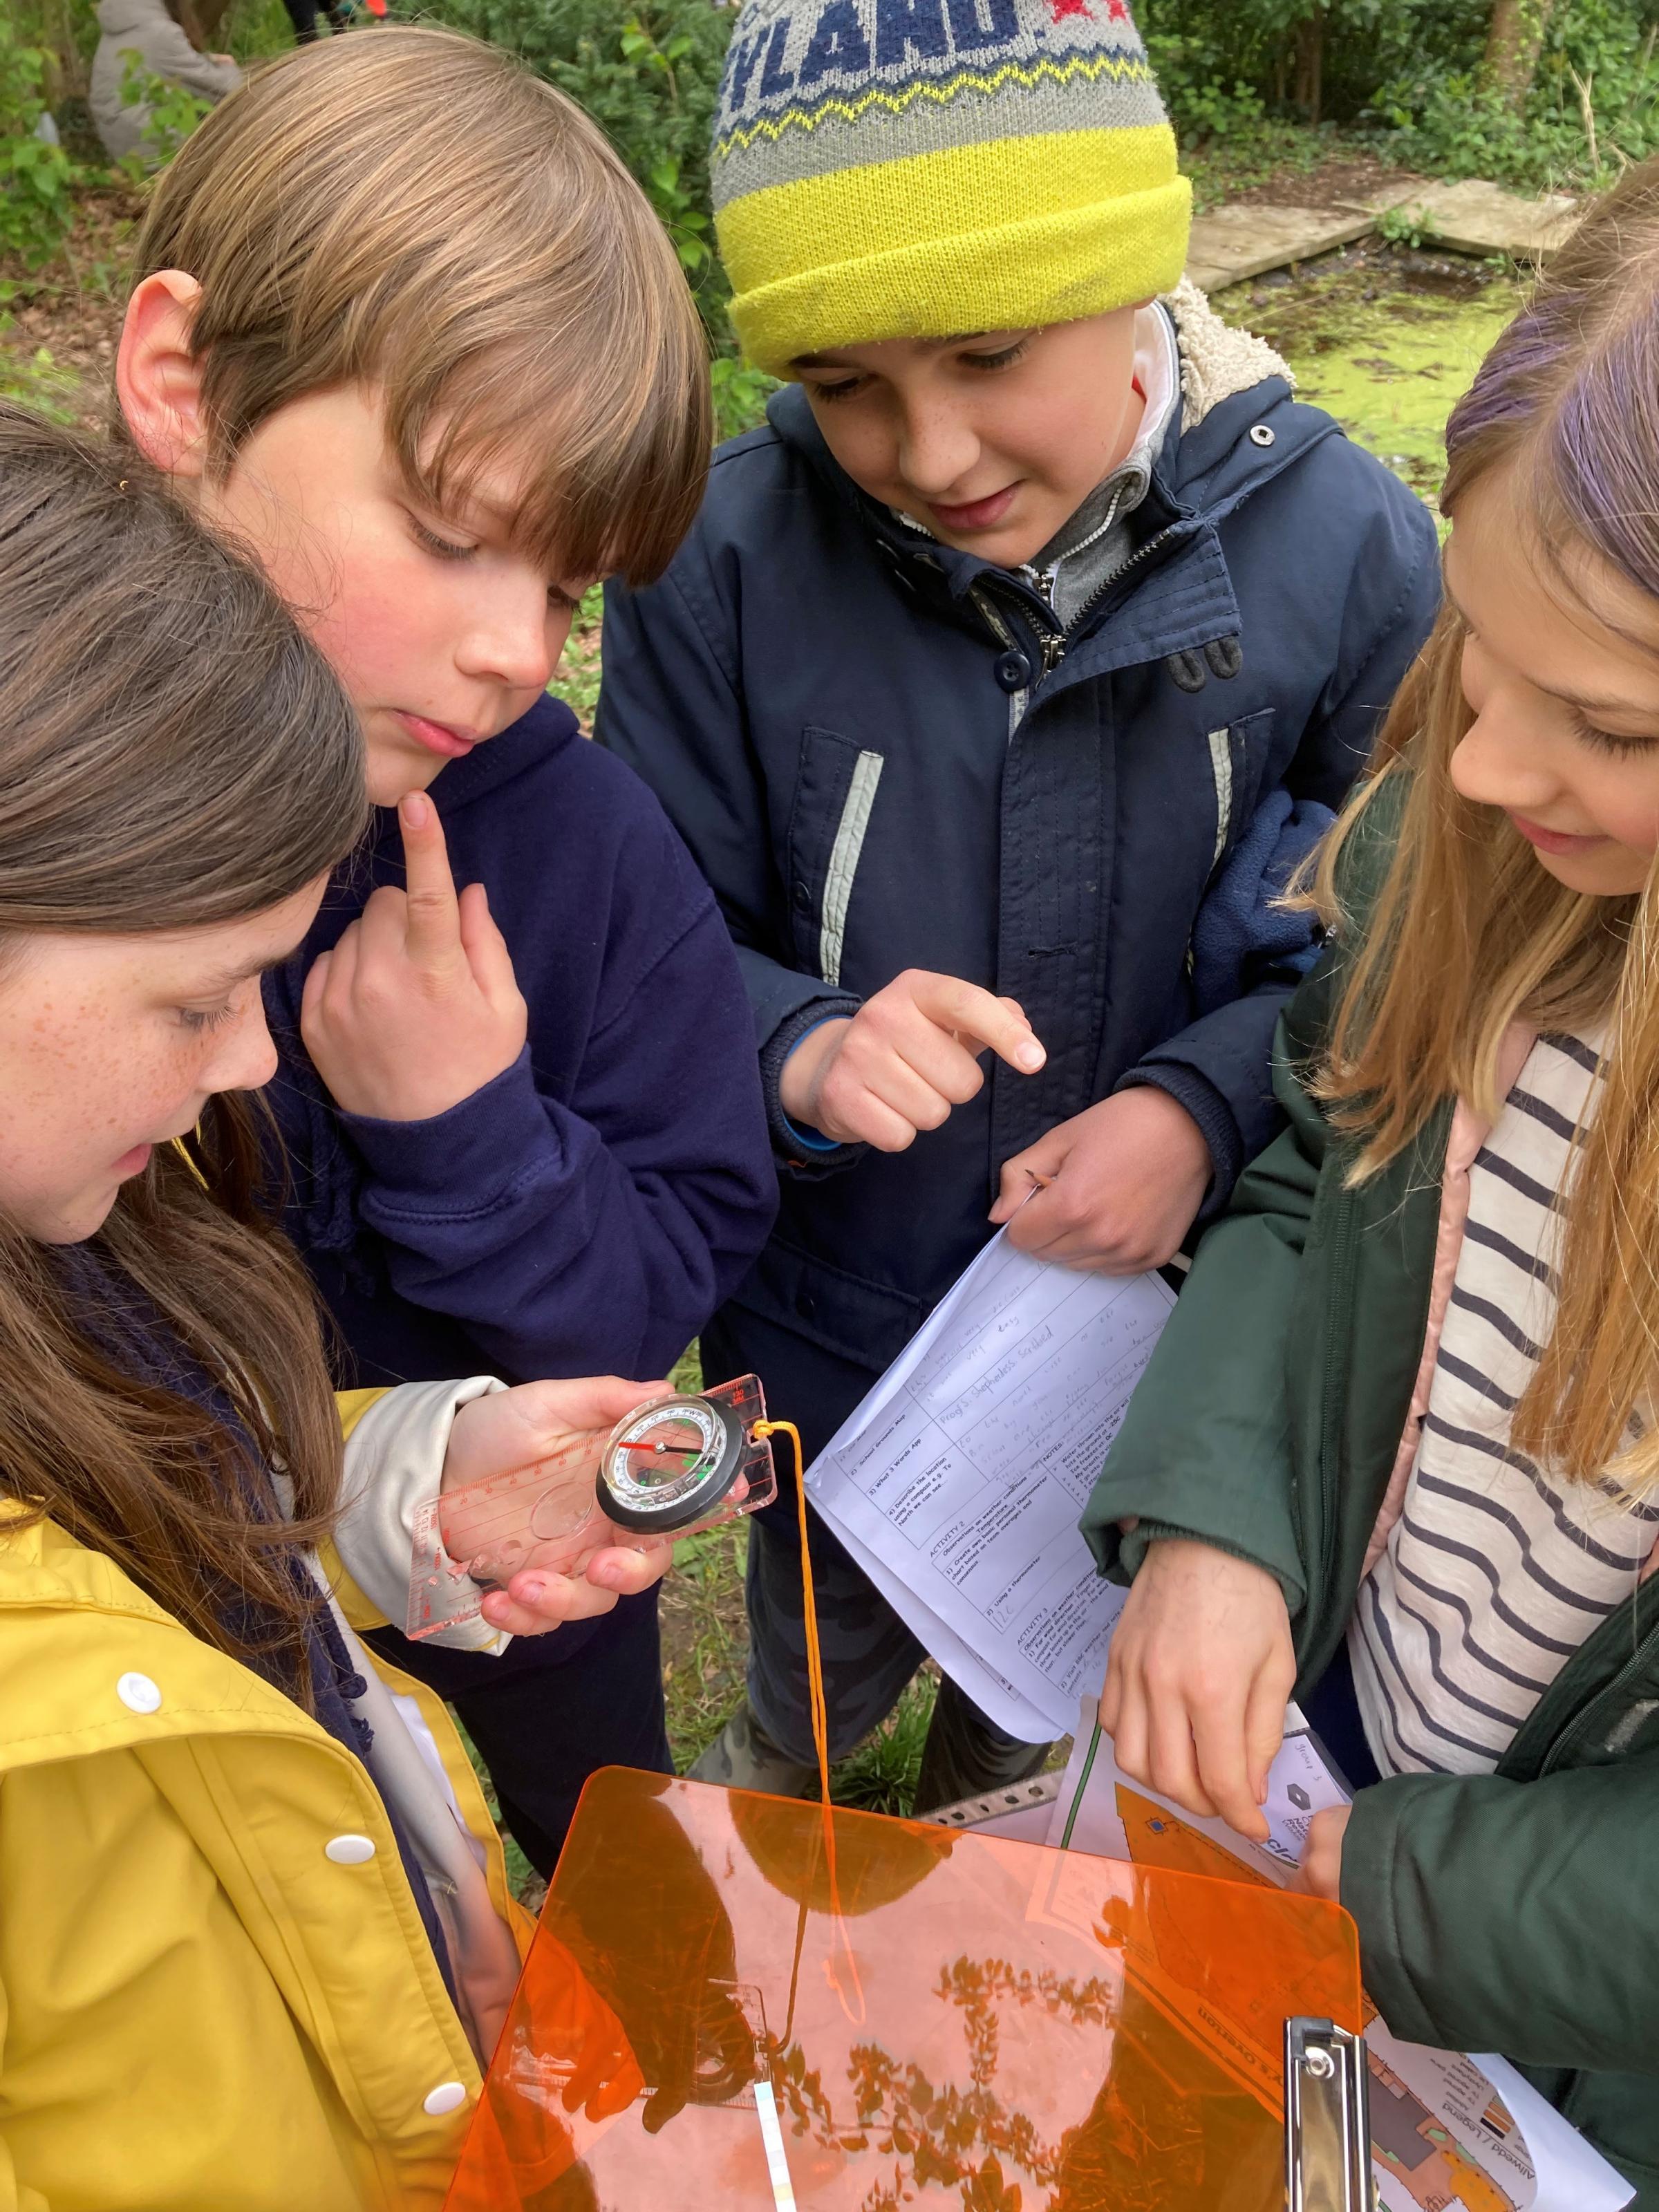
[[1215, 255, 1527, 508]]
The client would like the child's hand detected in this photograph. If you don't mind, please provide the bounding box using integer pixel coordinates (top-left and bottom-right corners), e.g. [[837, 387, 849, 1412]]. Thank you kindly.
[[301, 790, 527, 1121], [778, 970, 1045, 1149], [1099, 1537, 1296, 1843], [1297, 1806, 1351, 1900], [444, 1375, 673, 1638], [989, 1088, 1211, 1272]]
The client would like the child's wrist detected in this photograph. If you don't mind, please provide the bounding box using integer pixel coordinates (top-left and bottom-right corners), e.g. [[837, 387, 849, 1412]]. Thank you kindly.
[[778, 1017, 852, 1128]]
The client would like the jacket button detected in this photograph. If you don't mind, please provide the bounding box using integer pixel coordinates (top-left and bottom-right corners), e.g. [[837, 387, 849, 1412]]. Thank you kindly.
[[792, 881, 812, 913], [1248, 423, 1275, 447], [325, 1833, 377, 1864], [116, 1671, 162, 1714], [423, 2082, 469, 2117], [994, 650, 1031, 692]]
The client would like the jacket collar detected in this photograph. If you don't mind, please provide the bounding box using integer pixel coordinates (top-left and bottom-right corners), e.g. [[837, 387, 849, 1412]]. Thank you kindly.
[[767, 347, 1335, 677]]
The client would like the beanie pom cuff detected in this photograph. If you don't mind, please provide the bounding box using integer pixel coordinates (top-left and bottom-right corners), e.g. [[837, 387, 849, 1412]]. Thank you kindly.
[[727, 174, 1192, 377]]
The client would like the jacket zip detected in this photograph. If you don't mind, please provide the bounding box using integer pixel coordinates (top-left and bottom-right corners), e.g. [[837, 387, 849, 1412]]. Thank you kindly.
[[1313, 1187, 1360, 1644], [974, 519, 1188, 687], [1040, 521, 1186, 679]]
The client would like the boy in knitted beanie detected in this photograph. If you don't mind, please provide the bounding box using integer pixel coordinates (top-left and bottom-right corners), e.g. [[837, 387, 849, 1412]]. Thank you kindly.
[[601, 0, 1442, 1806]]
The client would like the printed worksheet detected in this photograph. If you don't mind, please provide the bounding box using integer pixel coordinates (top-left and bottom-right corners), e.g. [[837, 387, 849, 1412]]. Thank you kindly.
[[1047, 1701, 1634, 2212], [805, 1232, 1174, 1741]]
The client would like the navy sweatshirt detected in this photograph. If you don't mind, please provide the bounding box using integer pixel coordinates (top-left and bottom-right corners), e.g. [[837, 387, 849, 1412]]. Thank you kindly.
[[263, 694, 777, 1393]]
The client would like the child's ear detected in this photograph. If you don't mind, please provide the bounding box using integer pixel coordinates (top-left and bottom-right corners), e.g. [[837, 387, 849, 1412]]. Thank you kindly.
[[117, 271, 210, 482]]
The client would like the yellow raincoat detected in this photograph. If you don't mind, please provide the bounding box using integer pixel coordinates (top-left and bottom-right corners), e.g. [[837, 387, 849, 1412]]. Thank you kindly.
[[0, 1393, 532, 2212]]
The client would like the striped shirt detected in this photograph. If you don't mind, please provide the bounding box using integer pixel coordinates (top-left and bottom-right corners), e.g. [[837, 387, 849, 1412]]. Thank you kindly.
[[1351, 1029, 1659, 1779]]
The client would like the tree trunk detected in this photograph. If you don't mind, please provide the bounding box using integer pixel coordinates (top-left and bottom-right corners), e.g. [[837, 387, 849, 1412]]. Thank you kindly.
[[1485, 0, 1558, 112], [174, 0, 234, 49], [1293, 3, 1324, 125]]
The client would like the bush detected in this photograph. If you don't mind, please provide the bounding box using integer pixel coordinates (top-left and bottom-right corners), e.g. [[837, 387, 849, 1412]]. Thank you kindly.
[[0, 17, 77, 272], [1139, 0, 1659, 187], [413, 0, 734, 324]]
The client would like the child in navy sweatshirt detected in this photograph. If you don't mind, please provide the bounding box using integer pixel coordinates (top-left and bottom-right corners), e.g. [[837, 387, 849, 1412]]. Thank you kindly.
[[113, 28, 777, 1871]]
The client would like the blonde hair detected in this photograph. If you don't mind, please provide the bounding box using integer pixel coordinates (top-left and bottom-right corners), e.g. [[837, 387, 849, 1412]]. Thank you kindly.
[[132, 26, 711, 585], [1311, 160, 1659, 1496]]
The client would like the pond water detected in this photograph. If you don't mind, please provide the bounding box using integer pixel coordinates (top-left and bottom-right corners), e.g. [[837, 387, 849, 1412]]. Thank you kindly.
[[1217, 250, 1528, 508]]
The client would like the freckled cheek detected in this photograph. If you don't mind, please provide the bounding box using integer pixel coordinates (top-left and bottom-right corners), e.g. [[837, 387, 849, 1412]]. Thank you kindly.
[[2, 1026, 150, 1191]]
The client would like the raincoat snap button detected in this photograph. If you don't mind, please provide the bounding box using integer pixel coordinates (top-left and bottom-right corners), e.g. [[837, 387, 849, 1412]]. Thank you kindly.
[[792, 881, 812, 913], [325, 1833, 377, 1865], [1248, 424, 1275, 447], [424, 2082, 468, 2117], [994, 650, 1031, 692], [116, 1672, 162, 1714]]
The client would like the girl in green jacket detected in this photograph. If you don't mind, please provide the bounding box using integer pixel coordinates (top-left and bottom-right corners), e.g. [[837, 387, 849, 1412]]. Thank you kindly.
[[1085, 160, 1659, 2204]]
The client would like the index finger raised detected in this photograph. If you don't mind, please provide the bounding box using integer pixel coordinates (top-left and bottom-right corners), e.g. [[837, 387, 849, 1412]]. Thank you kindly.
[[396, 789, 464, 966], [915, 976, 1046, 1074]]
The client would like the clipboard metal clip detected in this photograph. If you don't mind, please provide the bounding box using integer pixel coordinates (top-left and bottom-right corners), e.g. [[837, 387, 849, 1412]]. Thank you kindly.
[[1284, 2016, 1373, 2212]]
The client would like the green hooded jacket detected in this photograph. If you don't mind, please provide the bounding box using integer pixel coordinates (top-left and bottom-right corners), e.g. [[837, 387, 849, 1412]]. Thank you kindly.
[[1082, 778, 1659, 2206]]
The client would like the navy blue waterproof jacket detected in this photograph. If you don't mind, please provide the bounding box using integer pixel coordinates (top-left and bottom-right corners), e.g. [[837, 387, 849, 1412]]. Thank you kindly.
[[263, 695, 777, 1391], [599, 348, 1440, 1447]]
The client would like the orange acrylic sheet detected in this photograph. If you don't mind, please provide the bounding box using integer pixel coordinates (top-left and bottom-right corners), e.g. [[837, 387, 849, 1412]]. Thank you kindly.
[[444, 1769, 1361, 2212]]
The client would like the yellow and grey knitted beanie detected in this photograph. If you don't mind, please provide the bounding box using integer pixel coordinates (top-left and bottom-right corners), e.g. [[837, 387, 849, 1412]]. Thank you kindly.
[[711, 0, 1192, 377]]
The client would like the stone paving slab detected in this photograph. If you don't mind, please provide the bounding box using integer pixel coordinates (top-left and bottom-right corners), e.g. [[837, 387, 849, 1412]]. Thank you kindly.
[[1400, 178, 1579, 260], [1185, 202, 1382, 294], [1186, 178, 1578, 294]]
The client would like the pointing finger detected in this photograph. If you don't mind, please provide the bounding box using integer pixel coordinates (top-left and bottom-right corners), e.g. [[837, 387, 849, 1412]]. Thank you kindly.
[[918, 977, 1045, 1074], [397, 790, 464, 971]]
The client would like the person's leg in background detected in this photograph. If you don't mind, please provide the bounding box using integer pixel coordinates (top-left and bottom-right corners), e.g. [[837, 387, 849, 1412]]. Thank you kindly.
[[693, 1309, 1051, 1808], [364, 1588, 672, 1880]]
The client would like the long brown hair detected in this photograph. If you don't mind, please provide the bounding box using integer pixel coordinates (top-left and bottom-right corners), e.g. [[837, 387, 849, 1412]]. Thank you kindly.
[[1309, 161, 1659, 1495], [0, 404, 368, 1686], [131, 25, 712, 586]]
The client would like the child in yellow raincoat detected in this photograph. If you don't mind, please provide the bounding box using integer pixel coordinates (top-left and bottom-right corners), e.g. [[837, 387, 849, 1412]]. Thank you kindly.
[[0, 411, 668, 2211]]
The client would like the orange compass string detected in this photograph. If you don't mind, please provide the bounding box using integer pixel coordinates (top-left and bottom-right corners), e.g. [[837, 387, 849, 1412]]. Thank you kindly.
[[753, 1419, 865, 2025]]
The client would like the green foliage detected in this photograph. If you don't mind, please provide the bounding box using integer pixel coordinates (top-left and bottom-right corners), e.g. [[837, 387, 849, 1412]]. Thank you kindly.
[[545, 581, 603, 727], [412, 0, 733, 319], [115, 48, 212, 173], [827, 1674, 938, 1816], [0, 318, 79, 416], [1376, 0, 1659, 185], [1140, 0, 1659, 187], [1374, 198, 1430, 245], [221, 0, 311, 62], [0, 19, 77, 271], [710, 352, 776, 442]]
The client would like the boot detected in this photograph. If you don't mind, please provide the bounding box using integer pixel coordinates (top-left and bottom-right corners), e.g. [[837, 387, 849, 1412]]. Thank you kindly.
[[687, 1700, 820, 1798], [911, 1674, 1050, 1814]]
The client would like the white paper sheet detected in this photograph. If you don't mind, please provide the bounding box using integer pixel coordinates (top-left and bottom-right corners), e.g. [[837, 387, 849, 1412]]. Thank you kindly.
[[803, 1232, 1175, 1741], [1048, 1700, 1634, 2212]]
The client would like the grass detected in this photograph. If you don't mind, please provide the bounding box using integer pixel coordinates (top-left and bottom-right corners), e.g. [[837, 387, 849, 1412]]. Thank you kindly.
[[547, 583, 604, 731]]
